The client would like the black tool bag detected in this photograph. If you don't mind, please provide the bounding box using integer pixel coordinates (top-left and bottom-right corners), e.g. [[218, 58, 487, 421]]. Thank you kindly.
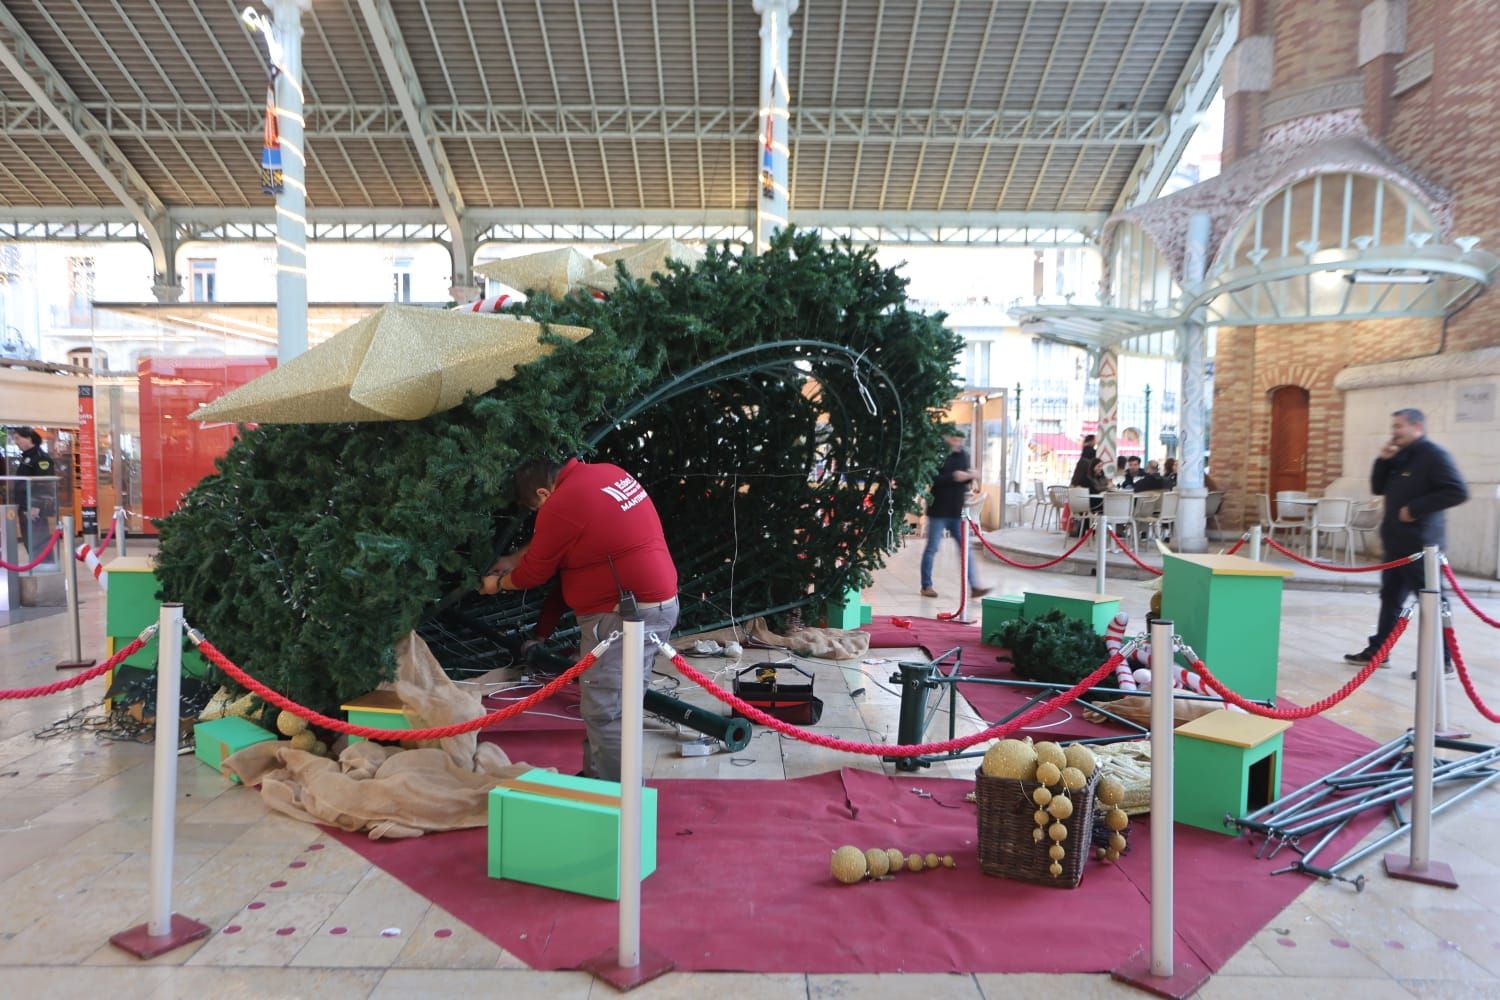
[[731, 662, 824, 725]]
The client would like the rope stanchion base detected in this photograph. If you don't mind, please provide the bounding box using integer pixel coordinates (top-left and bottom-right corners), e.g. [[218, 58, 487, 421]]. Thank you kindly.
[[580, 945, 676, 991], [1112, 947, 1211, 1000], [56, 657, 98, 671], [1382, 853, 1459, 889], [109, 913, 212, 960]]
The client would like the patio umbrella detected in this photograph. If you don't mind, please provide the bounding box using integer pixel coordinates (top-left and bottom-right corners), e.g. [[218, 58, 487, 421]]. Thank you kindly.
[[190, 304, 591, 424], [474, 248, 604, 299]]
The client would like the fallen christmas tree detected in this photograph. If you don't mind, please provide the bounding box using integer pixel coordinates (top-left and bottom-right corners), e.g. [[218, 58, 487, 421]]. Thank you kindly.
[[155, 229, 964, 716]]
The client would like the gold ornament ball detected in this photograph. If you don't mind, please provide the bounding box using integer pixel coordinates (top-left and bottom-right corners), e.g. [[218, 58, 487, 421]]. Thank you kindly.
[[1105, 847, 1121, 862], [276, 711, 309, 737], [1060, 766, 1087, 792], [1048, 844, 1066, 861], [1063, 743, 1097, 777], [941, 855, 956, 868], [981, 739, 1038, 780], [1033, 808, 1048, 826], [1048, 821, 1068, 843], [1034, 741, 1067, 771], [1047, 794, 1074, 820], [289, 730, 317, 752], [310, 740, 329, 757], [1035, 761, 1062, 787], [886, 848, 905, 873], [1032, 786, 1053, 807], [1109, 832, 1128, 853], [1105, 807, 1130, 831], [906, 853, 925, 873], [1096, 847, 1109, 861], [1032, 827, 1045, 843], [1049, 861, 1064, 878], [924, 853, 940, 870], [831, 845, 868, 884], [1096, 776, 1127, 807], [864, 848, 891, 878]]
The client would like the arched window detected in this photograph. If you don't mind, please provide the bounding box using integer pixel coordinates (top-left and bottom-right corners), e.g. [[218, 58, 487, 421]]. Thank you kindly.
[[1108, 221, 1180, 313]]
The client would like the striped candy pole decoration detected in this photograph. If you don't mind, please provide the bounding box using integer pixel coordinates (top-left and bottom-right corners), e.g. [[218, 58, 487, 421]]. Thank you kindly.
[[74, 542, 108, 591], [1104, 612, 1137, 691]]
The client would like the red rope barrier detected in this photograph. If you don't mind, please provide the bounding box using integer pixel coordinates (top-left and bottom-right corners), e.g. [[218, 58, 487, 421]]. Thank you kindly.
[[193, 635, 604, 740], [1107, 530, 1165, 576], [1264, 538, 1420, 574], [1224, 534, 1248, 556], [90, 517, 118, 556], [0, 529, 62, 573], [0, 633, 150, 700], [937, 517, 970, 622], [1443, 562, 1500, 630], [970, 521, 1096, 570], [1445, 627, 1500, 723], [1187, 614, 1411, 721], [668, 646, 1126, 757]]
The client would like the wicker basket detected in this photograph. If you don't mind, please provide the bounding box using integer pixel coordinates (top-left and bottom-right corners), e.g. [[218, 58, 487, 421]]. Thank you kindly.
[[974, 766, 1101, 888]]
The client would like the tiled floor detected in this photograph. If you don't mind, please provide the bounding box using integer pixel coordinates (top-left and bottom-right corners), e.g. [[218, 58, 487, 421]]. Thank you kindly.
[[2, 534, 1498, 999]]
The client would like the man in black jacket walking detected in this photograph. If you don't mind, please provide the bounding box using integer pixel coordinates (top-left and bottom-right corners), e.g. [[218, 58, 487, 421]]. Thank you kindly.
[[1345, 408, 1468, 669]]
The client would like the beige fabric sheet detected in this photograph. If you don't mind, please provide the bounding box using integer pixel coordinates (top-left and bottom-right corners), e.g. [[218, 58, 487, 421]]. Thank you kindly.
[[223, 632, 543, 840]]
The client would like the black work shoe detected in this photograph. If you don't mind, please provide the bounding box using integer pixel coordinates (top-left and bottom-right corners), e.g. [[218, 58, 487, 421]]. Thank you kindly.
[[1344, 648, 1376, 665]]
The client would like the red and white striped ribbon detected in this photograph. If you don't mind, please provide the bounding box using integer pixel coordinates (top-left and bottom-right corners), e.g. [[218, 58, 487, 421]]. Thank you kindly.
[[74, 542, 108, 591]]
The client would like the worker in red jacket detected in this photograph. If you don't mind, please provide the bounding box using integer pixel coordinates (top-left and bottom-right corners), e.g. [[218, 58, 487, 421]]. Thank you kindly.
[[481, 458, 679, 781]]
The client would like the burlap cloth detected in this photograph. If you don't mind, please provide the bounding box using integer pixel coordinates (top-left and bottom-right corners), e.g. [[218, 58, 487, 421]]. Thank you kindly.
[[224, 633, 541, 840]]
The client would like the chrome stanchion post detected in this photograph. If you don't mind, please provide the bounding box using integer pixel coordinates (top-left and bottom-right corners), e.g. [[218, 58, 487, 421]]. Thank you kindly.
[[108, 604, 210, 956], [1385, 545, 1458, 887], [1249, 523, 1263, 562], [1112, 617, 1208, 993], [115, 507, 127, 558], [582, 619, 674, 989], [1426, 548, 1462, 737], [1095, 514, 1108, 595], [56, 515, 95, 670]]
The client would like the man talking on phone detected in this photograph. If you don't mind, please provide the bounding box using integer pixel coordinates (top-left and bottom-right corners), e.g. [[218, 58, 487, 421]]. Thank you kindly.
[[1345, 408, 1467, 673]]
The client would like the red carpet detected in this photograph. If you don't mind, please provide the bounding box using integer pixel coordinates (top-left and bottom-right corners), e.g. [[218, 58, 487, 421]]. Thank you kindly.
[[864, 616, 1134, 741], [329, 710, 1384, 975]]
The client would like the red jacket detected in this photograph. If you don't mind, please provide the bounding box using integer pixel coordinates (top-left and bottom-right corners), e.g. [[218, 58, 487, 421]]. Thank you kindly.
[[510, 460, 678, 625]]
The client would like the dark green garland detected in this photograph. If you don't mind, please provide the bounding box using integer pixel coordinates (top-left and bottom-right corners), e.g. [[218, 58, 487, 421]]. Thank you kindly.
[[155, 229, 963, 715], [991, 611, 1115, 688]]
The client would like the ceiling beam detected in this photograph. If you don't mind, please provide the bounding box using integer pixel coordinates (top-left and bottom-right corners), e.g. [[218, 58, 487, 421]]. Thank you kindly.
[[0, 98, 1168, 147], [1117, 1, 1238, 210], [0, 2, 170, 276], [353, 0, 469, 281]]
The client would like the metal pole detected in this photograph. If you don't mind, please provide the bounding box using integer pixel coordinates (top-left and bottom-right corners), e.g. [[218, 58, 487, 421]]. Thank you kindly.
[[1175, 213, 1212, 553], [618, 616, 645, 969], [1409, 561, 1440, 869], [1095, 508, 1108, 595], [753, 0, 799, 249], [115, 507, 127, 557], [1426, 549, 1450, 733], [148, 603, 184, 937], [273, 0, 310, 362], [1249, 523, 1263, 562], [0, 505, 18, 612], [1148, 618, 1176, 978], [1143, 384, 1152, 465], [63, 515, 82, 662]]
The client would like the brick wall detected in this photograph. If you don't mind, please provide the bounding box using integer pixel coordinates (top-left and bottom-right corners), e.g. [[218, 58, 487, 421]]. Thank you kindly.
[[1211, 318, 1443, 530], [1269, 0, 1363, 92]]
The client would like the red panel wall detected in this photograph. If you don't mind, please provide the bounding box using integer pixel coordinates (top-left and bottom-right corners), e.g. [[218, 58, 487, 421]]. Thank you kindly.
[[137, 355, 276, 527]]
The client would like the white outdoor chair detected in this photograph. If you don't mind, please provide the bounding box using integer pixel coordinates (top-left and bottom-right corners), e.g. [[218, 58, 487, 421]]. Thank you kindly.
[[1256, 493, 1307, 549], [1067, 486, 1094, 536], [1204, 490, 1225, 533], [1042, 484, 1069, 531], [1100, 491, 1138, 550], [1308, 497, 1354, 564], [1138, 491, 1179, 543], [1130, 492, 1161, 541], [1349, 500, 1382, 555], [1029, 480, 1049, 529]]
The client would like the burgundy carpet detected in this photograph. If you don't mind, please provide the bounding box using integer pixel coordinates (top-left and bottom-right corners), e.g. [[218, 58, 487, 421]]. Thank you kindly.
[[864, 616, 1134, 741], [328, 710, 1384, 975]]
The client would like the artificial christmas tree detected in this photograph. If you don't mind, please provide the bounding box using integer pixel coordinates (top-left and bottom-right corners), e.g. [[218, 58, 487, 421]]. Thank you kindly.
[[155, 230, 963, 715]]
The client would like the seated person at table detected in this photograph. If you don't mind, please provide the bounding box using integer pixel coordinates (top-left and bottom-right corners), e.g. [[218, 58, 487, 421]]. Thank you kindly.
[[1070, 457, 1109, 512], [1162, 457, 1178, 490], [1132, 460, 1167, 492], [1119, 455, 1144, 490]]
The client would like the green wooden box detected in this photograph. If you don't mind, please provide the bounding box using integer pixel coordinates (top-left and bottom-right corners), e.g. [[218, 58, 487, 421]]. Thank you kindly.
[[1174, 710, 1291, 835], [487, 769, 658, 900], [826, 587, 869, 630], [980, 594, 1025, 643], [1161, 554, 1292, 703], [340, 690, 414, 744], [105, 556, 209, 678], [1021, 590, 1121, 634], [193, 716, 278, 782], [860, 603, 873, 626]]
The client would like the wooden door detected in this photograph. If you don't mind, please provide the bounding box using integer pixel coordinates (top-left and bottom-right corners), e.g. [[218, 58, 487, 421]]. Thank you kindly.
[[1268, 386, 1309, 515]]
